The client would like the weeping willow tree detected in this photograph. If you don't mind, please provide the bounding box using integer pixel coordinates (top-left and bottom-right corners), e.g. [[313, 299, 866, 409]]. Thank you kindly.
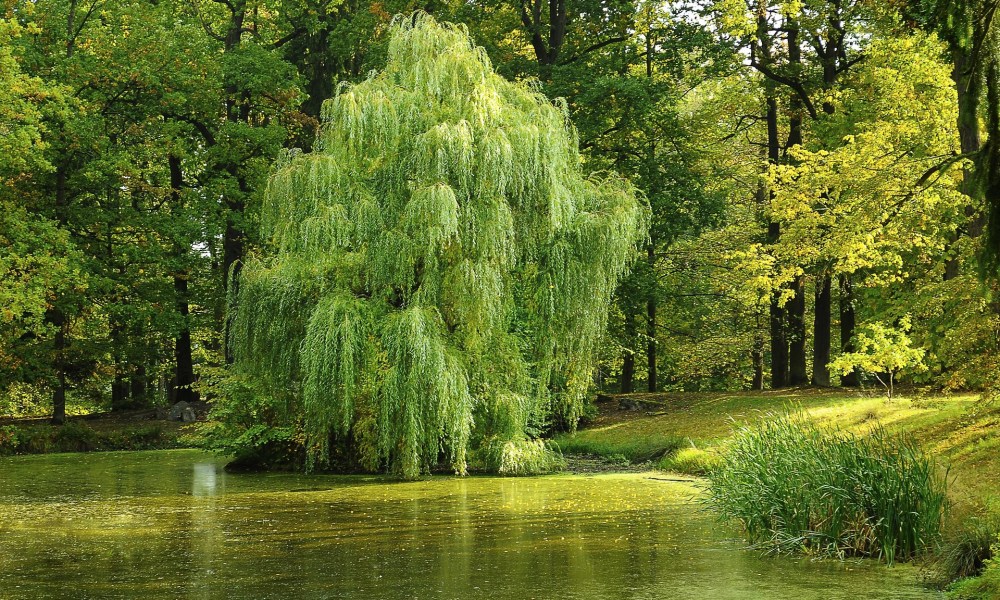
[[230, 13, 647, 479]]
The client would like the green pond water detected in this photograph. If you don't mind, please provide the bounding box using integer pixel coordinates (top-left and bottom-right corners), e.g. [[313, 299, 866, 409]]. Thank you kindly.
[[0, 449, 940, 599]]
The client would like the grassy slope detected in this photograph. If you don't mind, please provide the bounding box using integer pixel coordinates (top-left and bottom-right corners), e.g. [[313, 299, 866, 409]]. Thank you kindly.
[[553, 388, 1000, 507]]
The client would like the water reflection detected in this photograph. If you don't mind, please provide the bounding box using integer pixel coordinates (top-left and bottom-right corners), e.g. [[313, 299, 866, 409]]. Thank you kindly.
[[0, 450, 941, 599], [192, 462, 219, 497]]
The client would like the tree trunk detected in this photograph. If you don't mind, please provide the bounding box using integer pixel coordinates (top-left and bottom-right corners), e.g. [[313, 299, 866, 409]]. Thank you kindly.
[[111, 371, 129, 411], [765, 93, 788, 389], [51, 320, 67, 425], [110, 320, 129, 411], [221, 5, 249, 365], [839, 274, 858, 387], [752, 322, 765, 391], [621, 312, 635, 394], [646, 245, 657, 393], [174, 277, 198, 404], [646, 298, 657, 393], [51, 166, 68, 425], [752, 151, 767, 392], [946, 49, 984, 279], [956, 49, 983, 214], [984, 58, 1000, 267], [812, 275, 832, 387], [785, 21, 808, 387], [130, 364, 147, 405], [521, 0, 567, 70], [170, 155, 199, 404], [769, 283, 788, 388], [788, 276, 808, 386], [301, 28, 332, 122]]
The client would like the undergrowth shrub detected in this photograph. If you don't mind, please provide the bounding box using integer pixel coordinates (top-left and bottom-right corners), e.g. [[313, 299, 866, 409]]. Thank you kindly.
[[471, 438, 565, 476], [552, 435, 685, 463], [198, 368, 306, 471], [101, 424, 170, 450], [54, 421, 100, 451], [658, 446, 722, 475], [707, 414, 947, 564], [0, 425, 19, 454], [0, 383, 51, 417], [934, 511, 1000, 585], [0, 423, 178, 454], [18, 426, 54, 453], [949, 536, 1000, 599]]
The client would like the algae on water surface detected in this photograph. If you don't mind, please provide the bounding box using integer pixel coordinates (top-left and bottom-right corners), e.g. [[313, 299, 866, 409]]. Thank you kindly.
[[0, 450, 939, 599]]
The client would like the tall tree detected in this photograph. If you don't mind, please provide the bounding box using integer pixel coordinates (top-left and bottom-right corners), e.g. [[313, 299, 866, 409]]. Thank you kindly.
[[0, 20, 84, 405], [713, 0, 880, 387], [230, 14, 647, 478], [769, 32, 964, 392]]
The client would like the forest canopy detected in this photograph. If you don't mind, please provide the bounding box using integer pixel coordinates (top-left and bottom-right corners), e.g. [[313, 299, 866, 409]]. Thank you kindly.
[[3, 0, 1000, 476]]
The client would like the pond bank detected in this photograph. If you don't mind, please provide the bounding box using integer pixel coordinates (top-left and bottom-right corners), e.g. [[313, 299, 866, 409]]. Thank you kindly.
[[555, 389, 1000, 598]]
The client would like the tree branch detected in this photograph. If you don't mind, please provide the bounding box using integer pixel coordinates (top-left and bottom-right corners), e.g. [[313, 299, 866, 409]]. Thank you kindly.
[[559, 36, 627, 65], [72, 0, 102, 42], [165, 113, 218, 146], [749, 55, 818, 119], [272, 26, 305, 49], [190, 1, 226, 42]]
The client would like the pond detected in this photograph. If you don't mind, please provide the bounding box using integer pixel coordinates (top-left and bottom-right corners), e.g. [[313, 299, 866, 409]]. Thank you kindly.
[[0, 450, 939, 599]]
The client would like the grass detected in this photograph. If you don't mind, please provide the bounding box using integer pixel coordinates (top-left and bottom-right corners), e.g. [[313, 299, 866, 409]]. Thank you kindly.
[[552, 433, 686, 463], [657, 446, 722, 475], [934, 511, 1000, 584], [950, 543, 1000, 600]]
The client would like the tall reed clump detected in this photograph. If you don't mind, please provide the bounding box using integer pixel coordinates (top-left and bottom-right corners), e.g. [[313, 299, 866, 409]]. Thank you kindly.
[[707, 414, 947, 564]]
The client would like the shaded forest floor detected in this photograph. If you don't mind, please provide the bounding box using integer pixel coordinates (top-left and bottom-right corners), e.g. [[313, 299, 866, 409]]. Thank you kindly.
[[555, 388, 1000, 510], [0, 409, 198, 454]]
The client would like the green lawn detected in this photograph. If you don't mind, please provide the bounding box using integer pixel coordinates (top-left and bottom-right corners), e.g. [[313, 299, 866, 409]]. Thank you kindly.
[[553, 388, 999, 506]]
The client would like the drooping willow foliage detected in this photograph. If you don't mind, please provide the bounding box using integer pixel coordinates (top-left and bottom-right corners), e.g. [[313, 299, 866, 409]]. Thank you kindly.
[[230, 13, 648, 478]]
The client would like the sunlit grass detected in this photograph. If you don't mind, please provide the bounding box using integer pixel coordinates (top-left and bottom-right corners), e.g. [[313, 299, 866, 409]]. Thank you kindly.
[[551, 434, 686, 463], [555, 390, 999, 503]]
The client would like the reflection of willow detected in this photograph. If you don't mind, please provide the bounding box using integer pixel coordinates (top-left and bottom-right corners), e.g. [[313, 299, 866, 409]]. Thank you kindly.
[[190, 461, 224, 599], [433, 478, 471, 593], [230, 13, 647, 479], [430, 476, 678, 595]]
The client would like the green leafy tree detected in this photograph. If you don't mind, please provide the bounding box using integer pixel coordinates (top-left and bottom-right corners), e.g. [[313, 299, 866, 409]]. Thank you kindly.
[[0, 17, 87, 418], [230, 14, 648, 478], [830, 317, 927, 399]]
